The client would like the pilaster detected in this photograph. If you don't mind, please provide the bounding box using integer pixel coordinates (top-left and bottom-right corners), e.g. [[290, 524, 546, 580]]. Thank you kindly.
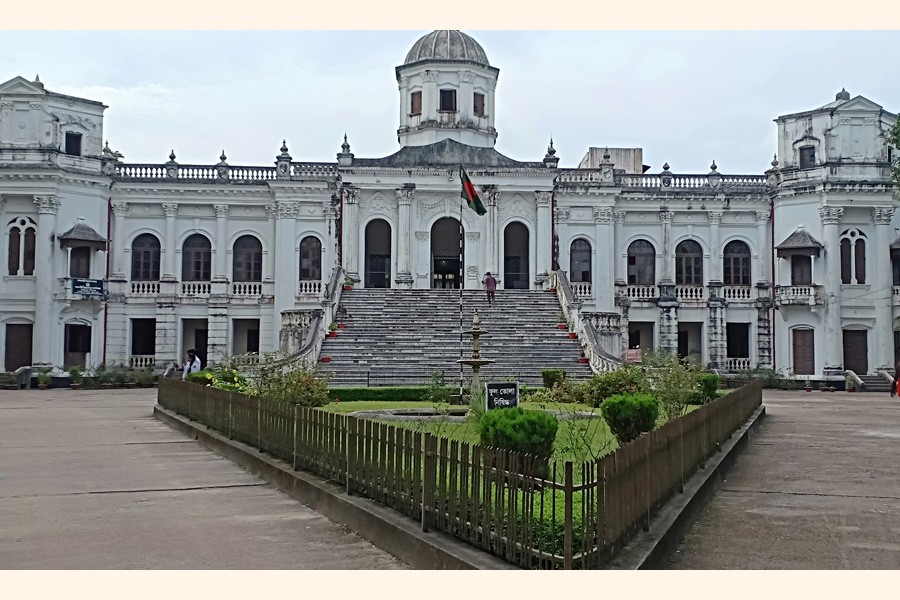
[[873, 207, 894, 371], [395, 185, 415, 288], [213, 203, 229, 281], [162, 203, 179, 280], [342, 185, 360, 282], [706, 281, 726, 369], [111, 201, 129, 278], [819, 206, 844, 371], [535, 190, 552, 287], [32, 195, 59, 365]]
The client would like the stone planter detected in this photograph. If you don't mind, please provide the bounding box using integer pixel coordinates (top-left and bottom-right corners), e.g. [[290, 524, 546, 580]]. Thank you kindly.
[[568, 332, 577, 339], [557, 324, 567, 330], [578, 357, 589, 364], [342, 285, 353, 291], [321, 357, 332, 363], [338, 323, 346, 329], [328, 331, 337, 337]]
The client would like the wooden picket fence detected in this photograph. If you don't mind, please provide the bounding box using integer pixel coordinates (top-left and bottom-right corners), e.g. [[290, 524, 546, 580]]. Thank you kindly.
[[158, 378, 762, 569]]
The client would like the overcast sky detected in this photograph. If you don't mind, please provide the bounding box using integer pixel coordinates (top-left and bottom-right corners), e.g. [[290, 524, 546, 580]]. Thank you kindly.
[[2, 30, 898, 174]]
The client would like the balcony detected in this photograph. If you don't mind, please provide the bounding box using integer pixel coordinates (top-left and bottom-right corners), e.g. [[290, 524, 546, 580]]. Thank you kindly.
[[181, 282, 211, 297], [296, 280, 324, 299], [722, 286, 753, 302], [675, 285, 706, 302], [775, 285, 823, 306], [130, 281, 161, 296]]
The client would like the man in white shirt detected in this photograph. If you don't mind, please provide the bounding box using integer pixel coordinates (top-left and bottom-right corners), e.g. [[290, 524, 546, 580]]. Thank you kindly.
[[182, 349, 202, 380]]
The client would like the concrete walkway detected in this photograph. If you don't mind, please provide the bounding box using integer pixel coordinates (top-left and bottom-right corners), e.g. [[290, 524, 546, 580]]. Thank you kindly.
[[0, 388, 407, 569], [669, 390, 900, 569]]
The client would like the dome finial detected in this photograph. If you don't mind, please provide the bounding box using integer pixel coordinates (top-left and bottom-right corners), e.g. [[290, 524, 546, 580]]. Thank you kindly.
[[168, 149, 176, 162], [836, 87, 850, 101], [342, 133, 350, 154], [546, 138, 556, 157]]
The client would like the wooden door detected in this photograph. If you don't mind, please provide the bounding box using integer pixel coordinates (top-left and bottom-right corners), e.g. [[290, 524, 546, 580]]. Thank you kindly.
[[792, 329, 814, 375], [4, 324, 33, 371], [842, 330, 868, 375]]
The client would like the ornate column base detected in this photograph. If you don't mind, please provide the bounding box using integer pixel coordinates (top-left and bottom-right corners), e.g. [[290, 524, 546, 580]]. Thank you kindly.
[[395, 272, 414, 288]]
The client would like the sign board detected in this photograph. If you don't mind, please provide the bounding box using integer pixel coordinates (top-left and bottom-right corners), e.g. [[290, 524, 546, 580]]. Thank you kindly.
[[485, 381, 519, 410], [624, 348, 643, 363], [72, 278, 106, 297]]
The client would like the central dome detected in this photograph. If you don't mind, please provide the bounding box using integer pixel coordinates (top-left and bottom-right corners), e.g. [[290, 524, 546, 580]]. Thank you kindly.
[[403, 30, 490, 67]]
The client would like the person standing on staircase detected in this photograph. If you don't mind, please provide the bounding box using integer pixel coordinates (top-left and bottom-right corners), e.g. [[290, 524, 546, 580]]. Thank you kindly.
[[482, 272, 497, 307]]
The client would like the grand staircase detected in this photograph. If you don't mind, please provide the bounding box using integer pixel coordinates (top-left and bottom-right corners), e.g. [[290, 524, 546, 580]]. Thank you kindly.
[[858, 374, 893, 393], [321, 289, 593, 387]]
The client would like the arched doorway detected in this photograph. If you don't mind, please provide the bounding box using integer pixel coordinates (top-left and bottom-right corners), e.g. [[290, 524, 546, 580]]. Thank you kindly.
[[431, 217, 463, 289], [503, 222, 529, 289], [364, 219, 391, 288]]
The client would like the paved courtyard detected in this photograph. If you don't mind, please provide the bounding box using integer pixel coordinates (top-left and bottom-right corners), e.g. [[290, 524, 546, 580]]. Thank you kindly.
[[669, 390, 900, 569], [0, 388, 407, 569]]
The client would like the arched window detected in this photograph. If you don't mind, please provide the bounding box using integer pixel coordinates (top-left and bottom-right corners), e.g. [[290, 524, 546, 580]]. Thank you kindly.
[[675, 240, 703, 285], [570, 239, 592, 283], [840, 229, 866, 284], [300, 236, 322, 281], [233, 235, 262, 282], [723, 240, 751, 286], [182, 234, 211, 281], [7, 217, 37, 276], [131, 234, 161, 281], [627, 239, 655, 285]]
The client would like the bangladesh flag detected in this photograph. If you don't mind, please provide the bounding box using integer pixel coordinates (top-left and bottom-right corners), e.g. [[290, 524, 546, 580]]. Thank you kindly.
[[460, 166, 487, 216]]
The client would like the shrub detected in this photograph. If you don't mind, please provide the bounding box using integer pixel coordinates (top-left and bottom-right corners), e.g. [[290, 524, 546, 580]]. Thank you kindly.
[[426, 370, 451, 405], [136, 368, 157, 387], [252, 363, 330, 407], [37, 367, 52, 386], [108, 367, 127, 386], [643, 351, 700, 422], [478, 408, 559, 458], [585, 365, 647, 407], [67, 365, 84, 384], [600, 393, 659, 445], [326, 386, 431, 403], [692, 373, 720, 405], [540, 368, 567, 389]]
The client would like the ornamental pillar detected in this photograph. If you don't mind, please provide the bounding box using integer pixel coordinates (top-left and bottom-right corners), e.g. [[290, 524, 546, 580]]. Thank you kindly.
[[342, 186, 360, 282], [659, 210, 674, 284], [395, 185, 414, 288], [593, 207, 613, 310], [274, 201, 298, 317], [535, 190, 552, 287], [162, 203, 178, 280], [874, 207, 895, 371], [213, 204, 229, 281], [820, 206, 844, 371], [613, 210, 626, 284], [708, 211, 722, 282], [33, 195, 60, 365], [484, 187, 500, 276], [111, 201, 129, 279], [755, 210, 770, 284]]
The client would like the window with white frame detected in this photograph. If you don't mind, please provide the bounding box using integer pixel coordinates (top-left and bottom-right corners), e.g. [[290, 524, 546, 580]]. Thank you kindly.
[[840, 228, 866, 285], [7, 217, 37, 276]]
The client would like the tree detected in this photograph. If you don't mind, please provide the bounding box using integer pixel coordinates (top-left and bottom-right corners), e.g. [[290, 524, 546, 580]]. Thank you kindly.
[[889, 118, 900, 187]]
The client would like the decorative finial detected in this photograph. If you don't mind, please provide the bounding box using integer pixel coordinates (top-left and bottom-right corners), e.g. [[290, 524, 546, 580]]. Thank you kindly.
[[280, 140, 289, 154], [546, 138, 556, 157], [341, 133, 351, 154], [836, 87, 850, 101], [219, 150, 227, 163], [771, 154, 779, 168], [34, 74, 40, 83], [709, 160, 717, 172], [603, 147, 611, 160], [662, 162, 670, 171], [168, 149, 176, 161]]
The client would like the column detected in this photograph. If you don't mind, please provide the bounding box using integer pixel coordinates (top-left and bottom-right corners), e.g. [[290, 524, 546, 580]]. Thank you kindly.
[[535, 191, 552, 286], [422, 71, 438, 123], [111, 201, 129, 278], [756, 283, 773, 369], [458, 70, 474, 121], [264, 203, 277, 283], [154, 300, 177, 370], [874, 207, 895, 370], [395, 186, 414, 288], [707, 282, 726, 369], [274, 200, 298, 318], [659, 210, 674, 284], [755, 210, 770, 284], [613, 210, 626, 284], [32, 195, 59, 365], [820, 206, 843, 370], [594, 207, 613, 310], [213, 203, 229, 280], [341, 186, 359, 281], [322, 198, 337, 280], [162, 203, 178, 280], [485, 188, 500, 275], [657, 210, 678, 355], [708, 211, 722, 282]]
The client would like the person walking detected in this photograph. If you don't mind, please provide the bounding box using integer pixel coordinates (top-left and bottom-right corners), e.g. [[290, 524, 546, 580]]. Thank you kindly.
[[893, 360, 900, 397], [182, 349, 202, 380], [482, 271, 497, 307]]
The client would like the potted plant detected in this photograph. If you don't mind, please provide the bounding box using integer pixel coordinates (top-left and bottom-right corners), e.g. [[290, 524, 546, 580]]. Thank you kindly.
[[804, 377, 812, 392], [845, 374, 855, 393], [342, 276, 353, 291], [337, 322, 346, 329], [321, 356, 332, 364], [568, 320, 577, 339], [556, 311, 567, 329], [37, 368, 52, 390], [328, 322, 338, 337], [68, 365, 83, 390]]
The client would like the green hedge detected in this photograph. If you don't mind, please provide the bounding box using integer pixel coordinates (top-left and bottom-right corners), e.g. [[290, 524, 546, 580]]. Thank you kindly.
[[478, 407, 559, 457], [327, 386, 432, 402], [600, 393, 659, 445]]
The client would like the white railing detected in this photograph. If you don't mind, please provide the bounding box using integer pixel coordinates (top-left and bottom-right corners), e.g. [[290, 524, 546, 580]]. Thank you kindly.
[[776, 285, 821, 305], [130, 281, 160, 295], [676, 285, 706, 301], [722, 285, 752, 301], [625, 285, 659, 300], [230, 353, 261, 367], [298, 280, 323, 296], [570, 281, 592, 300], [553, 270, 622, 374], [726, 358, 752, 371], [129, 355, 155, 369], [232, 282, 263, 296], [181, 282, 211, 296]]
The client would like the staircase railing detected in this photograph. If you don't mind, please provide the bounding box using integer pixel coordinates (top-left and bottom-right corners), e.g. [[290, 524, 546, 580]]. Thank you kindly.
[[844, 369, 864, 391], [552, 270, 622, 374]]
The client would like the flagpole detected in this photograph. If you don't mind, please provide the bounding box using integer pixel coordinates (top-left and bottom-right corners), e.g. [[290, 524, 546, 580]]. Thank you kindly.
[[458, 165, 465, 401]]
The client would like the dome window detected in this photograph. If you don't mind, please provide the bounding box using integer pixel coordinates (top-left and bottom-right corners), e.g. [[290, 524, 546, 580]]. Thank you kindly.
[[473, 93, 485, 117], [439, 89, 457, 112], [410, 91, 422, 116]]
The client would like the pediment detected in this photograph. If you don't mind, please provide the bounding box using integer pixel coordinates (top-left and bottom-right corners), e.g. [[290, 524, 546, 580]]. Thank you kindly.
[[0, 76, 47, 96], [834, 95, 883, 113]]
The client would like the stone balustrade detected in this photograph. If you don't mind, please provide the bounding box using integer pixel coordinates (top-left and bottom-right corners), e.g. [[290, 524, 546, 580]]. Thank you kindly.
[[775, 285, 822, 306], [129, 355, 155, 369], [130, 281, 160, 295], [726, 357, 752, 372], [722, 285, 753, 301], [115, 162, 336, 182], [556, 170, 767, 191], [570, 281, 592, 300], [625, 285, 659, 300], [581, 312, 621, 332], [232, 282, 263, 296], [297, 280, 324, 297], [181, 282, 211, 296], [675, 285, 706, 301]]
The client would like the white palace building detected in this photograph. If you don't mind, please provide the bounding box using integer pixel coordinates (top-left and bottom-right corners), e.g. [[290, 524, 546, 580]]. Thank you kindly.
[[0, 30, 897, 381]]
